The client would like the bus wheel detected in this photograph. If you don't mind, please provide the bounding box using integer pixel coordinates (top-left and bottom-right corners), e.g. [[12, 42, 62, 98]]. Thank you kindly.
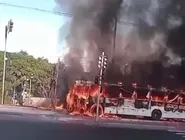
[[151, 109, 162, 120], [90, 104, 104, 117], [66, 104, 74, 113], [79, 107, 85, 114]]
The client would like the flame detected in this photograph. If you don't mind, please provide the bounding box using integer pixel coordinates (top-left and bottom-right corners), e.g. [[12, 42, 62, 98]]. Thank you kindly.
[[64, 81, 106, 116], [57, 81, 185, 122], [55, 104, 64, 110]]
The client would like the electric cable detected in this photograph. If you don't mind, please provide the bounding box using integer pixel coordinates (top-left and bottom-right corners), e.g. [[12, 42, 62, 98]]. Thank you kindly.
[[0, 2, 137, 26]]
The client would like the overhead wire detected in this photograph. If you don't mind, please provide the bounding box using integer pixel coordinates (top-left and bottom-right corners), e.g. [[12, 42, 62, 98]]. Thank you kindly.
[[0, 2, 71, 17], [0, 2, 137, 26]]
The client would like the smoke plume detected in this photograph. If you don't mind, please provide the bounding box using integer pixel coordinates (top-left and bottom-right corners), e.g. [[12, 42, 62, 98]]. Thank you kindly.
[[55, 0, 185, 89], [55, 0, 123, 82]]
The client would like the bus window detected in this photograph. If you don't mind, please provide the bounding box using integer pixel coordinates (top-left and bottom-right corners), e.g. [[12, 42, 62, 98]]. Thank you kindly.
[[177, 94, 183, 105], [106, 86, 131, 99], [106, 86, 120, 98], [120, 88, 132, 99], [136, 89, 148, 100], [151, 91, 165, 102], [168, 94, 180, 104], [182, 94, 185, 104], [178, 91, 185, 104]]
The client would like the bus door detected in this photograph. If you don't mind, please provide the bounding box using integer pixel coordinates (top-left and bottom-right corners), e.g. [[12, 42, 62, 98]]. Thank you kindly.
[[104, 86, 120, 114]]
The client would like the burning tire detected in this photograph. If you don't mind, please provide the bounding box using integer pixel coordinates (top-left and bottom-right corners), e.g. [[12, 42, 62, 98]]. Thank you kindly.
[[151, 109, 162, 120], [90, 104, 104, 116], [79, 107, 85, 114], [66, 104, 74, 113]]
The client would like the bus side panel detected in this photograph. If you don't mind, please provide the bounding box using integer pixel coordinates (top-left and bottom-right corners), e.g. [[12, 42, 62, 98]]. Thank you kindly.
[[104, 106, 118, 114], [117, 99, 151, 117], [104, 99, 152, 117], [104, 106, 152, 117], [158, 105, 185, 119]]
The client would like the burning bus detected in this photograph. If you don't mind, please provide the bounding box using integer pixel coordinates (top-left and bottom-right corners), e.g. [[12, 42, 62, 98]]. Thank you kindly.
[[65, 80, 185, 120]]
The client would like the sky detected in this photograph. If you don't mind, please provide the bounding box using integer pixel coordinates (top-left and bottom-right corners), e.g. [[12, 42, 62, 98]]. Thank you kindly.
[[0, 0, 70, 63]]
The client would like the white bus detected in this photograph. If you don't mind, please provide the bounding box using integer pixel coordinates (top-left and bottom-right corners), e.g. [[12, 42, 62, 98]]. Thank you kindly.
[[66, 81, 185, 121], [104, 84, 185, 120]]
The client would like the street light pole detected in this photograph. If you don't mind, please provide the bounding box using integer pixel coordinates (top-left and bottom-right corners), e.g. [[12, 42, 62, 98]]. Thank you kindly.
[[53, 58, 60, 108], [1, 26, 8, 105], [28, 74, 33, 105], [28, 79, 32, 105], [96, 52, 107, 121], [1, 20, 14, 104]]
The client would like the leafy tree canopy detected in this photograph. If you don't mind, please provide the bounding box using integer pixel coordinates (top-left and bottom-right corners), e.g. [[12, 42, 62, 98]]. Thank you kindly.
[[0, 50, 54, 99]]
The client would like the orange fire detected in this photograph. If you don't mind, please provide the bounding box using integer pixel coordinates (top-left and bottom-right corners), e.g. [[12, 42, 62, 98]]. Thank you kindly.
[[65, 82, 104, 116], [56, 80, 185, 120], [65, 82, 157, 116], [55, 104, 63, 110]]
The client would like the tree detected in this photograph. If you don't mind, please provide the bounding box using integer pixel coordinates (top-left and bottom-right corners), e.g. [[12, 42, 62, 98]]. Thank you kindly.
[[0, 51, 54, 101]]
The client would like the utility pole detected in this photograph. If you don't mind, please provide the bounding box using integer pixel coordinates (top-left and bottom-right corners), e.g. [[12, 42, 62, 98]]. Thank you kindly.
[[28, 74, 33, 105], [96, 52, 107, 121], [52, 58, 60, 108], [111, 16, 117, 63], [1, 19, 14, 104]]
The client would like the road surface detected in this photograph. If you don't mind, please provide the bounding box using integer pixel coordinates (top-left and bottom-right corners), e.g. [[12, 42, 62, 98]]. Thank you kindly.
[[0, 105, 184, 140]]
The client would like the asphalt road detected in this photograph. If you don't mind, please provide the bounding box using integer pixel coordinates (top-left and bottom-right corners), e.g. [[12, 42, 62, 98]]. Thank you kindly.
[[0, 105, 184, 140], [0, 114, 183, 140]]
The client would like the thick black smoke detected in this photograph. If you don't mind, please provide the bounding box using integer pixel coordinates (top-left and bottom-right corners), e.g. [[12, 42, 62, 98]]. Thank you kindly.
[[122, 0, 185, 56], [117, 0, 185, 88], [55, 0, 185, 90], [55, 0, 123, 84]]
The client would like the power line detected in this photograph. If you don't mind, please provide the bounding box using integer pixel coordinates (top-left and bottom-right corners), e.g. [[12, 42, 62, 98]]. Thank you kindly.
[[0, 2, 137, 26], [0, 2, 71, 17]]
